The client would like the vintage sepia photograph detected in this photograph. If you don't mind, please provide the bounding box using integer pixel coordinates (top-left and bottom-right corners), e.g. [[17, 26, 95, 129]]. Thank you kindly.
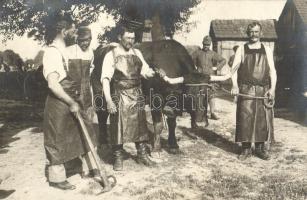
[[0, 0, 307, 199]]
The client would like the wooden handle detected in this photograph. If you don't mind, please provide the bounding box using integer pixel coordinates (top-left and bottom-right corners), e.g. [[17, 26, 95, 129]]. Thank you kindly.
[[76, 112, 116, 191]]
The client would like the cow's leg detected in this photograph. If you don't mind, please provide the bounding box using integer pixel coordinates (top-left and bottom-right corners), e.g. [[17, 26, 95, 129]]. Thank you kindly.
[[150, 110, 163, 152], [167, 116, 180, 154]]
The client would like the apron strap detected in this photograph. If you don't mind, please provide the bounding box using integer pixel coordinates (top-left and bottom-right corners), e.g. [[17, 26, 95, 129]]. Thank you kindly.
[[49, 45, 68, 73]]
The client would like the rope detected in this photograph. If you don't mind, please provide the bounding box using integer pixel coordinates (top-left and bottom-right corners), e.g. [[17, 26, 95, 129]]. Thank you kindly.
[[220, 86, 275, 108], [220, 87, 269, 100], [185, 82, 275, 108], [185, 83, 213, 87]]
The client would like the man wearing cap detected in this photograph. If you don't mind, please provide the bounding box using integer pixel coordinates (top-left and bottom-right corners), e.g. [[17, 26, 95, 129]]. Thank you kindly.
[[192, 35, 226, 124], [65, 26, 100, 178]]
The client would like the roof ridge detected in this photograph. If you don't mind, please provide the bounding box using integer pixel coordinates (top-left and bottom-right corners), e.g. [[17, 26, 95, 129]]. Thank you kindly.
[[210, 19, 277, 39]]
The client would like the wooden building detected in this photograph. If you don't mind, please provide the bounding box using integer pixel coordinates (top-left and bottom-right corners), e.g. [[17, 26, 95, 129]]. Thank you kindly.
[[276, 0, 307, 113], [209, 19, 278, 67]]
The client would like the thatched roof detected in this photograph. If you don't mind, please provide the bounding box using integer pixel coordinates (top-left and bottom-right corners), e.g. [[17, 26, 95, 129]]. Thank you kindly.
[[210, 19, 277, 40]]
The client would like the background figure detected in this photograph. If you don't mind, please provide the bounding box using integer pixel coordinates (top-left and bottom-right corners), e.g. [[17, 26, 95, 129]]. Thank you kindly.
[[231, 21, 276, 161], [192, 35, 226, 122], [101, 25, 155, 171]]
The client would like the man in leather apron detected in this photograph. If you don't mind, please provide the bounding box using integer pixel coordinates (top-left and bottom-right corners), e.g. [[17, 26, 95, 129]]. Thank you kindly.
[[101, 26, 156, 171], [66, 26, 100, 178], [43, 13, 96, 190], [230, 21, 277, 160]]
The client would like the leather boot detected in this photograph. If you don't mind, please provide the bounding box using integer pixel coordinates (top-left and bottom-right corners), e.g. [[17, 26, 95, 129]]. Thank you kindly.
[[135, 142, 156, 167], [255, 143, 270, 160], [190, 113, 199, 129], [238, 148, 252, 161], [191, 119, 199, 129], [191, 112, 209, 129], [113, 145, 123, 171], [49, 181, 76, 190], [204, 115, 209, 127], [238, 142, 252, 161]]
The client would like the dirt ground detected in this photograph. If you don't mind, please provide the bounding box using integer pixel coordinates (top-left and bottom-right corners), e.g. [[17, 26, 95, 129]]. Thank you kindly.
[[1, 96, 307, 200]]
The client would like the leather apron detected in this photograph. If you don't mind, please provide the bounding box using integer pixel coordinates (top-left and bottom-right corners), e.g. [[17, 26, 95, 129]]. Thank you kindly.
[[109, 49, 149, 144], [44, 47, 97, 165], [235, 44, 274, 143]]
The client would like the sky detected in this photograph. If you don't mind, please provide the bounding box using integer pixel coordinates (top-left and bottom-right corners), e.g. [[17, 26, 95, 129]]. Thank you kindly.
[[0, 0, 287, 60]]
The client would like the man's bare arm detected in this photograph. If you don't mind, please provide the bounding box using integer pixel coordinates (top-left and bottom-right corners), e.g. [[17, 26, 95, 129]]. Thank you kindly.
[[264, 46, 277, 99], [211, 74, 231, 82], [102, 78, 117, 113], [47, 72, 79, 113], [230, 46, 243, 95]]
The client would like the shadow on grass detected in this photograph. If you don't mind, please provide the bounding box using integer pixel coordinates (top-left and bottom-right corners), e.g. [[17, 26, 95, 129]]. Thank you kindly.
[[0, 189, 15, 199], [274, 107, 307, 127], [178, 126, 240, 155], [0, 99, 43, 154]]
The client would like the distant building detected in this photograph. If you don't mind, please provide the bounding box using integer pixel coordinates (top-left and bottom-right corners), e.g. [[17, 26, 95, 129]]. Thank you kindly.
[[209, 19, 278, 67], [276, 0, 307, 114]]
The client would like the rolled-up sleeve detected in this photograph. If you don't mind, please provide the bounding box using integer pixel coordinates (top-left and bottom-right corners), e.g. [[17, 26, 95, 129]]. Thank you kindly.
[[135, 49, 152, 77], [231, 45, 243, 73], [43, 47, 67, 82], [101, 51, 115, 83]]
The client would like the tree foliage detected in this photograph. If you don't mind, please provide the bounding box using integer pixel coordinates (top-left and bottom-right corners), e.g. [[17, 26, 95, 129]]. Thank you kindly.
[[0, 49, 24, 71], [0, 0, 201, 43]]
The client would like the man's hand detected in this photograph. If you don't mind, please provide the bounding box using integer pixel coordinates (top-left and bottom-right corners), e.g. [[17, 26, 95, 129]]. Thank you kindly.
[[211, 83, 220, 91], [107, 100, 117, 114], [145, 68, 155, 79], [69, 101, 80, 113], [267, 88, 275, 100], [155, 68, 166, 78], [231, 85, 239, 96]]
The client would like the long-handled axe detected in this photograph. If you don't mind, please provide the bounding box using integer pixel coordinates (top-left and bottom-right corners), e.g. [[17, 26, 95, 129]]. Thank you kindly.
[[76, 112, 116, 194]]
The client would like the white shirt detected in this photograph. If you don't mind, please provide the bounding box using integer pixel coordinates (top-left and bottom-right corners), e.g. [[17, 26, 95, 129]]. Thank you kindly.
[[43, 40, 68, 82], [101, 46, 152, 82], [231, 43, 275, 73], [66, 44, 95, 74]]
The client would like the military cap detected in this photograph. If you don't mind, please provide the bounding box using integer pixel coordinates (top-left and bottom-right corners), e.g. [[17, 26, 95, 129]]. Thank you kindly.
[[202, 36, 212, 45]]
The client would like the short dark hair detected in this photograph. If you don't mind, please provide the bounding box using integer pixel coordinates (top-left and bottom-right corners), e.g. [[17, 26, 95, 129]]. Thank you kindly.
[[247, 21, 262, 33], [77, 26, 92, 40], [116, 25, 135, 38], [44, 11, 74, 45]]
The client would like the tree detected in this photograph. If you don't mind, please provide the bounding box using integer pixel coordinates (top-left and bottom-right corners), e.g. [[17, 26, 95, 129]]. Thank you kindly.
[[0, 0, 201, 43], [0, 49, 24, 71]]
